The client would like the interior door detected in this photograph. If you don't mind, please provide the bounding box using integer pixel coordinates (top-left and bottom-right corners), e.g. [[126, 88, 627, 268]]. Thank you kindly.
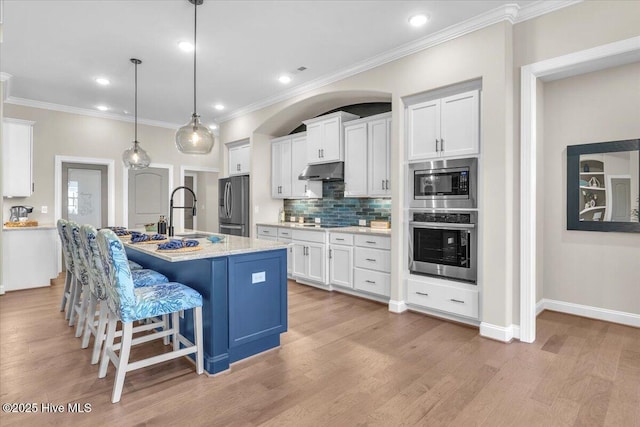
[[184, 175, 196, 230], [610, 178, 631, 222], [128, 167, 169, 229], [62, 163, 107, 227]]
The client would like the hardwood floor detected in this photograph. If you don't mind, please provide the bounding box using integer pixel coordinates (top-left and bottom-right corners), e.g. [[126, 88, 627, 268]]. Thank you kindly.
[[1, 277, 638, 426]]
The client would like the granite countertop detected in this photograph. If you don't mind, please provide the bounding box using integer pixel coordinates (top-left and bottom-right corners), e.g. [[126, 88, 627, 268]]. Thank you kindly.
[[124, 232, 288, 262], [256, 222, 392, 237], [3, 223, 57, 231]]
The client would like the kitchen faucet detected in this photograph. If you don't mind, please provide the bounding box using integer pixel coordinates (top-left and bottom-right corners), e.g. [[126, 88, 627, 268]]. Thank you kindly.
[[168, 186, 197, 237]]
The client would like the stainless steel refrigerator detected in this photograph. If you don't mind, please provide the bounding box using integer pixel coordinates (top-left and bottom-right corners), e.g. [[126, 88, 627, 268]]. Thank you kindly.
[[218, 175, 250, 237]]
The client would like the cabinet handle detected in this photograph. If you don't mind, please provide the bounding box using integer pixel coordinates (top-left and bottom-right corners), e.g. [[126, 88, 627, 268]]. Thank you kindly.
[[318, 149, 321, 158], [381, 179, 385, 190], [365, 280, 376, 284], [304, 184, 307, 193], [441, 138, 444, 151], [365, 258, 376, 262], [329, 249, 332, 259], [435, 138, 439, 152], [416, 292, 429, 296], [263, 230, 270, 233], [321, 149, 324, 158], [450, 299, 465, 304], [335, 238, 344, 241], [365, 241, 377, 244], [385, 179, 389, 190]]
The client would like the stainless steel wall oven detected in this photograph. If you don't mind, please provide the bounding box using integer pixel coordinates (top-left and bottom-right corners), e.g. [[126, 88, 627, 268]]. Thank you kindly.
[[409, 211, 477, 283], [410, 158, 477, 209]]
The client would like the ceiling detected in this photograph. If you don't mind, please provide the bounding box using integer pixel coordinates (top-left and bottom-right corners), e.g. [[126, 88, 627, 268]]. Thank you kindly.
[[0, 0, 543, 128]]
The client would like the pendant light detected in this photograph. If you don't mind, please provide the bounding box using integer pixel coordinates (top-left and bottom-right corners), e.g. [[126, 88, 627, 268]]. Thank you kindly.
[[175, 0, 214, 154], [122, 58, 151, 169]]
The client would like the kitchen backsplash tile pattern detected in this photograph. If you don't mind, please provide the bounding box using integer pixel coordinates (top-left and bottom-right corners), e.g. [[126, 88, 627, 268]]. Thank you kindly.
[[284, 181, 391, 226]]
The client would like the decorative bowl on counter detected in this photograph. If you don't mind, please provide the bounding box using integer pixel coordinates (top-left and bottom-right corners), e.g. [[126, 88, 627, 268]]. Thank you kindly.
[[207, 235, 225, 243]]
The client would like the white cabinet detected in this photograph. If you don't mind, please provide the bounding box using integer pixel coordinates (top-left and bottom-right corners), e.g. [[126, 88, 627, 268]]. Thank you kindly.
[[271, 134, 322, 199], [257, 225, 293, 278], [2, 228, 58, 293], [407, 90, 479, 161], [352, 234, 391, 298], [292, 229, 326, 285], [257, 225, 278, 241], [329, 233, 354, 288], [228, 141, 250, 176], [344, 113, 391, 197], [407, 277, 479, 319], [304, 111, 359, 164], [2, 119, 34, 197]]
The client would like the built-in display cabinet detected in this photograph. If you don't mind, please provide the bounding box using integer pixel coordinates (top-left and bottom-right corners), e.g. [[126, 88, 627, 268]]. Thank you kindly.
[[227, 140, 250, 176], [271, 133, 322, 199], [407, 89, 479, 161], [303, 111, 359, 164], [2, 118, 34, 197], [344, 113, 391, 197]]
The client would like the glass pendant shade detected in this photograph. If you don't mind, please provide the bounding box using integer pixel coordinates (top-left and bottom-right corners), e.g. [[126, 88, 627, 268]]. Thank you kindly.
[[122, 141, 151, 169], [175, 114, 214, 154]]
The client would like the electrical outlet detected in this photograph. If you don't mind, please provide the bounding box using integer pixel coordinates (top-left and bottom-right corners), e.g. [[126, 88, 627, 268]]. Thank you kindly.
[[41, 206, 48, 214], [359, 219, 366, 226], [314, 217, 321, 224]]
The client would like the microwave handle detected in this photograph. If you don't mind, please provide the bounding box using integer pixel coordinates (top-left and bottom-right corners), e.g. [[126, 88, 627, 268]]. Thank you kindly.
[[410, 221, 475, 230]]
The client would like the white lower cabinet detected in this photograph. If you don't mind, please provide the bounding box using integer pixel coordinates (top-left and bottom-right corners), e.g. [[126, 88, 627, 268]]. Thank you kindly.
[[407, 277, 479, 319], [2, 228, 58, 293], [292, 229, 327, 285], [257, 225, 292, 277], [329, 233, 354, 288], [353, 268, 390, 297]]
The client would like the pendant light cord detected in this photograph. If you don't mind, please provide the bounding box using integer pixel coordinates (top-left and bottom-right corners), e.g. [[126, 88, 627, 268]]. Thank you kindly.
[[134, 60, 138, 143], [193, 0, 198, 116]]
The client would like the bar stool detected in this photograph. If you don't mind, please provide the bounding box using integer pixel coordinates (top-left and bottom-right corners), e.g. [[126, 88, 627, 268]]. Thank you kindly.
[[96, 228, 203, 403], [56, 219, 76, 320], [79, 224, 170, 362]]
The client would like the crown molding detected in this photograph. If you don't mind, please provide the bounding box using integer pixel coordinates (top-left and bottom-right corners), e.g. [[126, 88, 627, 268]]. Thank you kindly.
[[0, 72, 13, 82], [4, 96, 181, 130], [218, 0, 581, 123]]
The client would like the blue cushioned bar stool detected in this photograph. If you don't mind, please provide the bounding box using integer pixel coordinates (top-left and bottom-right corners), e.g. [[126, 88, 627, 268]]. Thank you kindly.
[[79, 224, 171, 363], [97, 229, 204, 403], [65, 221, 91, 332], [56, 219, 76, 320]]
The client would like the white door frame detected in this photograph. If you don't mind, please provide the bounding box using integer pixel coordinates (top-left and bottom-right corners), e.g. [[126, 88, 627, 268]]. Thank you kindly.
[[184, 172, 198, 230], [123, 163, 174, 229], [519, 36, 640, 343], [178, 165, 219, 231], [54, 155, 115, 273]]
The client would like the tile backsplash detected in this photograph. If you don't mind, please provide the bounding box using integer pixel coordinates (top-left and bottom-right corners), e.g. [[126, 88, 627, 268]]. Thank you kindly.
[[284, 181, 391, 226]]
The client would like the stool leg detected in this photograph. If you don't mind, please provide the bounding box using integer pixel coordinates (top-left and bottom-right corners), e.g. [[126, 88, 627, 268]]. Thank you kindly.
[[111, 322, 133, 404], [162, 314, 169, 346], [172, 312, 180, 351], [60, 270, 72, 312], [75, 286, 90, 337], [99, 314, 117, 379], [91, 303, 108, 365], [81, 294, 97, 348], [68, 279, 82, 327], [194, 306, 204, 375], [65, 275, 77, 321]]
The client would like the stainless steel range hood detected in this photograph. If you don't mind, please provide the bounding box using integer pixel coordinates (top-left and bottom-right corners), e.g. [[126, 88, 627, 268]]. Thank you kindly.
[[298, 162, 344, 181]]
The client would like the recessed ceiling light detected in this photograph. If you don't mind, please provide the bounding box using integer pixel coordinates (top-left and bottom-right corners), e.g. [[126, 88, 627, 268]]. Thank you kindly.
[[209, 124, 218, 130], [96, 105, 109, 111], [178, 41, 194, 52], [214, 104, 225, 111], [408, 14, 429, 27], [95, 77, 110, 86], [278, 75, 292, 84]]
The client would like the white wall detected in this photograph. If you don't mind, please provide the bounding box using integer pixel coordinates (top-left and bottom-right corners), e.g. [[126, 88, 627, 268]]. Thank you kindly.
[[542, 62, 640, 314]]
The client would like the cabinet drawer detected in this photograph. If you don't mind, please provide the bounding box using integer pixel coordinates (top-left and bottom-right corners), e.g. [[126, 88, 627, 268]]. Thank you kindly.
[[257, 226, 277, 238], [407, 279, 478, 319], [354, 268, 390, 297], [354, 234, 390, 250], [277, 228, 293, 239], [354, 247, 390, 273], [330, 233, 353, 245], [292, 229, 326, 243]]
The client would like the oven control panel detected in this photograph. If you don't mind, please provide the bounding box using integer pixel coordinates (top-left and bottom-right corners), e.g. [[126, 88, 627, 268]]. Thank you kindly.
[[413, 212, 473, 224]]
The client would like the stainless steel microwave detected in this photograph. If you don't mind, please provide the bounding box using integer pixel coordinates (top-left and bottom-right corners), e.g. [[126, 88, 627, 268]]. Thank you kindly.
[[409, 157, 477, 209]]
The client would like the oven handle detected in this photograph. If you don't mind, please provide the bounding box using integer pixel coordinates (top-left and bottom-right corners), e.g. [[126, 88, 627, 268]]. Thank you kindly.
[[410, 221, 475, 230]]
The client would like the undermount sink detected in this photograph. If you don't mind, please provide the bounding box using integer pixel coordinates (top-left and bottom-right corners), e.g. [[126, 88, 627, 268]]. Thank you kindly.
[[176, 233, 211, 239]]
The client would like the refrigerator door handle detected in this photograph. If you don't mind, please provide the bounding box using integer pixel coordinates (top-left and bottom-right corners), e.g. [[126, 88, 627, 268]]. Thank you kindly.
[[220, 224, 242, 230], [228, 183, 233, 218], [225, 182, 231, 218]]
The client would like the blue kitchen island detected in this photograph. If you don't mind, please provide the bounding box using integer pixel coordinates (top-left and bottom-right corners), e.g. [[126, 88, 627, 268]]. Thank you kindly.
[[124, 233, 288, 374]]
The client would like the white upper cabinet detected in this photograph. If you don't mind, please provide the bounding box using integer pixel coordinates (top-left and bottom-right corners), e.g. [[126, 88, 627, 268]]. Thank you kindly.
[[303, 111, 359, 164], [271, 133, 322, 200], [367, 116, 391, 197], [407, 89, 479, 161], [228, 141, 250, 176], [2, 119, 34, 197], [344, 113, 391, 198]]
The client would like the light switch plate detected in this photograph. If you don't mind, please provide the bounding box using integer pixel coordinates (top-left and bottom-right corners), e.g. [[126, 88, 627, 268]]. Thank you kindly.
[[41, 206, 48, 214], [359, 219, 366, 226]]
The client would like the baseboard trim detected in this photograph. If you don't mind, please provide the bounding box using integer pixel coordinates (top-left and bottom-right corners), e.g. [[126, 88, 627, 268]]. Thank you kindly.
[[480, 322, 516, 342], [388, 300, 407, 313], [536, 299, 545, 316], [540, 298, 640, 328]]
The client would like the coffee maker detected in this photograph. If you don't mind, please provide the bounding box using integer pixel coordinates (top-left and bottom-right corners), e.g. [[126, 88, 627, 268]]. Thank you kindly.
[[9, 205, 33, 222]]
